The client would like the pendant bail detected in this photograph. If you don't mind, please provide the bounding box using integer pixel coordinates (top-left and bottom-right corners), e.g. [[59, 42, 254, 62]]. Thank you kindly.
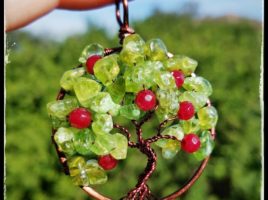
[[115, 0, 135, 44]]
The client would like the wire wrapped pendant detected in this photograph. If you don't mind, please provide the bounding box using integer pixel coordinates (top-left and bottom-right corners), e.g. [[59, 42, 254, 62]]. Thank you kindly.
[[48, 0, 218, 199]]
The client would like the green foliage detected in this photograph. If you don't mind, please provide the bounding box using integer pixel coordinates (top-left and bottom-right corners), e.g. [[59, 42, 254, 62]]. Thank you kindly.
[[5, 12, 262, 200]]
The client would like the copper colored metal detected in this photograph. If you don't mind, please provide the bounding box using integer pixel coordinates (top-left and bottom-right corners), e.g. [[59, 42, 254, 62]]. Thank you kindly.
[[81, 186, 111, 200], [162, 157, 211, 200], [104, 47, 122, 56], [113, 124, 137, 148], [139, 109, 155, 126], [146, 135, 180, 144], [115, 0, 128, 27], [157, 116, 177, 135], [115, 0, 135, 44], [51, 129, 69, 175]]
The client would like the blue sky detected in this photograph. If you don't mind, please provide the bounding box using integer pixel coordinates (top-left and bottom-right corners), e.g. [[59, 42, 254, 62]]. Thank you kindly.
[[19, 0, 263, 41]]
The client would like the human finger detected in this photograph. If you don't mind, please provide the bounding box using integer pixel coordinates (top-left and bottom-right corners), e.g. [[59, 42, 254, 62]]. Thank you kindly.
[[58, 0, 115, 10]]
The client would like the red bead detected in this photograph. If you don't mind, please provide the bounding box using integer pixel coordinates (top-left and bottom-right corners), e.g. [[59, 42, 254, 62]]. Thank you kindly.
[[86, 55, 102, 74], [181, 133, 201, 153], [135, 90, 156, 111], [172, 70, 184, 88], [177, 101, 195, 120], [98, 154, 118, 170], [68, 108, 91, 129]]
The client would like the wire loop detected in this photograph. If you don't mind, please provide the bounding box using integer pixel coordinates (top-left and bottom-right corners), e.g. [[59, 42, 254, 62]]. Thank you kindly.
[[115, 0, 135, 44], [115, 0, 129, 27]]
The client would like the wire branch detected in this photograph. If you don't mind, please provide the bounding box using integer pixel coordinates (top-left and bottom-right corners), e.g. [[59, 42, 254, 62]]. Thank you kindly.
[[139, 110, 155, 127], [113, 123, 137, 148], [145, 134, 180, 144], [157, 116, 177, 135]]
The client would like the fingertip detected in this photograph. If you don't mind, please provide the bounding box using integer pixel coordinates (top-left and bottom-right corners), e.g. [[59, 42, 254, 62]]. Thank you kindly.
[[58, 0, 115, 10]]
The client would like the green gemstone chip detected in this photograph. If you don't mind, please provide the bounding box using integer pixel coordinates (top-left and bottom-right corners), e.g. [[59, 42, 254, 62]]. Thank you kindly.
[[197, 106, 218, 130]]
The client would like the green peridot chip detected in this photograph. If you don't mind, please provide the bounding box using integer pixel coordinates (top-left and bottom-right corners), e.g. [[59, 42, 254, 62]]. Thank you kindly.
[[73, 77, 102, 107], [47, 97, 79, 120], [60, 68, 85, 91], [94, 54, 120, 86], [79, 43, 104, 63]]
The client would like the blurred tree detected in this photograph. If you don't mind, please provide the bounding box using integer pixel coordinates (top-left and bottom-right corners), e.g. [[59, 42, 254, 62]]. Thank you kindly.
[[5, 12, 262, 200]]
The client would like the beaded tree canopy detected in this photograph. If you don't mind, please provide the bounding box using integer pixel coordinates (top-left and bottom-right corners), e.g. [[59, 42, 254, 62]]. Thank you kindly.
[[47, 0, 218, 199]]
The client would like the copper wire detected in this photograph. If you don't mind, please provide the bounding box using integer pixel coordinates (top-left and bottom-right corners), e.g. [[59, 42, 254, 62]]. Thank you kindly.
[[115, 0, 135, 44]]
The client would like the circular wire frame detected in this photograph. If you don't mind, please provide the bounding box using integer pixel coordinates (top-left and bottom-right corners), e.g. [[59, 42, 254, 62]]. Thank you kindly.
[[51, 48, 216, 200]]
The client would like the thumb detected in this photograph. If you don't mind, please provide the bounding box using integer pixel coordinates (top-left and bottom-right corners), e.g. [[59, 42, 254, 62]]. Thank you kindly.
[[58, 0, 115, 10], [5, 0, 59, 32]]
